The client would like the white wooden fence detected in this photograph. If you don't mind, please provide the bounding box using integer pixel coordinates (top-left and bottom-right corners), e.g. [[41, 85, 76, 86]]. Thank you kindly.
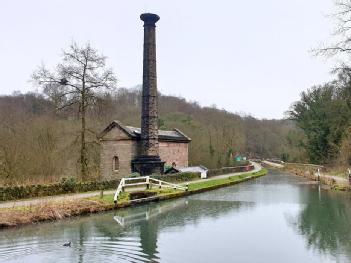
[[114, 176, 188, 204]]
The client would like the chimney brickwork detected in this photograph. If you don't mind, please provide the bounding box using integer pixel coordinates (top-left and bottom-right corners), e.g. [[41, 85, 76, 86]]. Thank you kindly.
[[141, 13, 160, 157], [131, 13, 165, 175]]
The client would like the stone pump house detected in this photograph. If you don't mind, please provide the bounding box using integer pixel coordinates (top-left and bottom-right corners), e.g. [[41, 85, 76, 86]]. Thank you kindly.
[[99, 121, 191, 179]]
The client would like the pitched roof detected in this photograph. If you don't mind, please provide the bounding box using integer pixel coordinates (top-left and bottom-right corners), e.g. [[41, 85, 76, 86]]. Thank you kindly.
[[100, 120, 191, 143]]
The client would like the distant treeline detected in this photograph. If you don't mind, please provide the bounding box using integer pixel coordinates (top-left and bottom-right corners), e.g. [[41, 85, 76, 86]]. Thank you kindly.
[[0, 88, 305, 185]]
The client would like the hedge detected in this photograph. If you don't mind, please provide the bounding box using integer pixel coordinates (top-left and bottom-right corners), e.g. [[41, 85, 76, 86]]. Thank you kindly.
[[151, 172, 201, 183], [0, 179, 120, 202]]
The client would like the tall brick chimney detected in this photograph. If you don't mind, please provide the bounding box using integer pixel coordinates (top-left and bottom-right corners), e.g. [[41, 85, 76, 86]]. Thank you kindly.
[[131, 13, 165, 175]]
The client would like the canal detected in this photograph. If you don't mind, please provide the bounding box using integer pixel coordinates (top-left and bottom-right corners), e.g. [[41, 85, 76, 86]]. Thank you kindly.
[[1, 170, 351, 262]]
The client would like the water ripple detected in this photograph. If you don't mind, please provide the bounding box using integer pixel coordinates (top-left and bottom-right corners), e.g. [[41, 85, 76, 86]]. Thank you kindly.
[[0, 235, 159, 263]]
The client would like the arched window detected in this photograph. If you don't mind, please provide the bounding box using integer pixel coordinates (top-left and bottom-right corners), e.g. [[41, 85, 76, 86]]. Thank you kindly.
[[113, 156, 119, 171]]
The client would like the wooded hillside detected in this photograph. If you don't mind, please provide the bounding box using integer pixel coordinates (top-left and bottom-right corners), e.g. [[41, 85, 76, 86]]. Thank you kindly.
[[0, 88, 305, 185]]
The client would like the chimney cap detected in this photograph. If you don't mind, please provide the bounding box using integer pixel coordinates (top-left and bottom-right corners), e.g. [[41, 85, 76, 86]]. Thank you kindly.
[[140, 13, 160, 26]]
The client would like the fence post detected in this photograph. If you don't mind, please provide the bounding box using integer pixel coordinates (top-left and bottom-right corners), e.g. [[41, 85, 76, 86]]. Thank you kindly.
[[348, 168, 351, 185], [146, 176, 150, 189]]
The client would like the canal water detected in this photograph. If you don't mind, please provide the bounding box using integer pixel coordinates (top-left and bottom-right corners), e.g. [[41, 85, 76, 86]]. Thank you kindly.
[[1, 170, 351, 262]]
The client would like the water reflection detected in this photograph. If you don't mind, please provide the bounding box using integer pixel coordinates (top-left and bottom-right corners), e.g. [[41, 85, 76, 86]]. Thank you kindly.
[[0, 196, 253, 263], [2, 172, 351, 262], [114, 199, 189, 226], [107, 198, 253, 262], [289, 184, 351, 259]]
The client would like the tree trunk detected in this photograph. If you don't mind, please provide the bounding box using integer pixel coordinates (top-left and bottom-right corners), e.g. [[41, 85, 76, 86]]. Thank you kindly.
[[80, 91, 87, 180]]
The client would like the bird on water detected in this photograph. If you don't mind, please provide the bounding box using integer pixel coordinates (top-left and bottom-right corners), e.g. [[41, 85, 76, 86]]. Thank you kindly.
[[63, 241, 71, 247]]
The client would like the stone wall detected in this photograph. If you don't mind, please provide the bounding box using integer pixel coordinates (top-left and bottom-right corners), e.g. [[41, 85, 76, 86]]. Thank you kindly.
[[100, 139, 189, 179], [100, 124, 190, 179], [159, 141, 188, 167], [100, 140, 137, 180]]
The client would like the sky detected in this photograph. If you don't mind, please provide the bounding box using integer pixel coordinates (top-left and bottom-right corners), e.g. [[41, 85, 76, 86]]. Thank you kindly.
[[0, 0, 337, 119]]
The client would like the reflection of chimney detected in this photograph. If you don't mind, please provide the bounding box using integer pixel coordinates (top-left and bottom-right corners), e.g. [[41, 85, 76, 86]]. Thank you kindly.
[[131, 13, 165, 175], [140, 220, 159, 260]]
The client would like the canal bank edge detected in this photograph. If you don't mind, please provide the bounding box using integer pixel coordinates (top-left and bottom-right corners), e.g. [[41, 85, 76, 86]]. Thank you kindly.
[[0, 168, 268, 229], [262, 161, 350, 191]]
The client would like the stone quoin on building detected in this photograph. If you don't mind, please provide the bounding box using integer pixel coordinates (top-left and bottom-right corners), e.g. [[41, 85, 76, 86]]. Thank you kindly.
[[99, 13, 191, 179]]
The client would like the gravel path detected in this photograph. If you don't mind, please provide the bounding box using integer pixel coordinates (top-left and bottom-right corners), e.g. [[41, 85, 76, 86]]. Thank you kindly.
[[262, 160, 284, 168]]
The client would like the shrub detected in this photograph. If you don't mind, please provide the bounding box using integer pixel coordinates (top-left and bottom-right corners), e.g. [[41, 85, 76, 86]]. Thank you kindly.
[[60, 177, 77, 192]]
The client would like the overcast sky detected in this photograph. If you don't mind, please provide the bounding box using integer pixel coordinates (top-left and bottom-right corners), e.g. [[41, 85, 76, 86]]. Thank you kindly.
[[0, 0, 337, 119]]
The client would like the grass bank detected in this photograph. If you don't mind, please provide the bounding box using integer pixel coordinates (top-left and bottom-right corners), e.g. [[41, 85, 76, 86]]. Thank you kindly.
[[0, 169, 267, 229]]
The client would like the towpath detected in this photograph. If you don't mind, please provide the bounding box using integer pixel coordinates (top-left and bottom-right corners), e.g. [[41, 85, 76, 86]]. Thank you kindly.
[[263, 160, 349, 186], [0, 162, 262, 209]]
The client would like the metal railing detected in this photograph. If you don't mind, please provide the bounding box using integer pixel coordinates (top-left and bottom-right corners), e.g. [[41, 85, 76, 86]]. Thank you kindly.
[[114, 176, 188, 204]]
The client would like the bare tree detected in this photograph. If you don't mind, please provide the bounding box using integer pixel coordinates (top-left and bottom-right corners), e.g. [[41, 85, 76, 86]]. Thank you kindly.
[[316, 0, 351, 63], [32, 42, 117, 179]]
